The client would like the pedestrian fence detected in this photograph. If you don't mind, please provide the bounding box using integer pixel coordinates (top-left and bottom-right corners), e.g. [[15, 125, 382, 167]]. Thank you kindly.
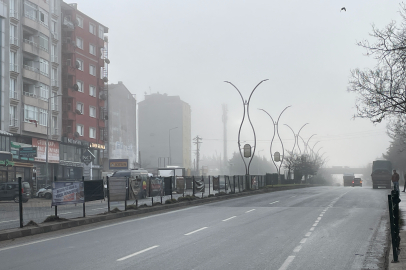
[[388, 190, 401, 263], [1, 174, 285, 232]]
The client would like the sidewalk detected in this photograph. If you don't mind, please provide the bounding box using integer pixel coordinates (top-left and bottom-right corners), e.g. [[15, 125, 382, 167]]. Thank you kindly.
[[388, 190, 406, 270]]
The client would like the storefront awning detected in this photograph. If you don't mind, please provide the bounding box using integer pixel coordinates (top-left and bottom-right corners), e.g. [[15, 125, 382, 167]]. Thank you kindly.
[[0, 130, 12, 136]]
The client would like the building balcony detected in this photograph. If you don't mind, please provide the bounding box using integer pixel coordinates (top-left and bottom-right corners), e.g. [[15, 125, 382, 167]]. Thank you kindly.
[[62, 18, 74, 31], [9, 118, 18, 127], [22, 15, 48, 33], [9, 90, 18, 100], [9, 37, 18, 49], [62, 110, 76, 121], [9, 11, 19, 22], [9, 63, 19, 73], [22, 65, 40, 81], [62, 42, 76, 54], [51, 32, 59, 41], [51, 80, 59, 89], [23, 121, 47, 135], [51, 55, 58, 64], [23, 39, 39, 55]]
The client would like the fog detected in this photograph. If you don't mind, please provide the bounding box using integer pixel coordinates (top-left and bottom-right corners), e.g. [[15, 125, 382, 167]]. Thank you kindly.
[[73, 0, 399, 169]]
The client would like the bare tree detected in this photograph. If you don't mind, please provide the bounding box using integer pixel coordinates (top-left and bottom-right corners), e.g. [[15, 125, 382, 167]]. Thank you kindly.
[[348, 4, 406, 123]]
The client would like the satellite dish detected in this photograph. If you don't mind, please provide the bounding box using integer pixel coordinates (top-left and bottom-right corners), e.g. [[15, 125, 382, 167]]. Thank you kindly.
[[102, 77, 108, 83], [74, 131, 80, 137], [75, 109, 82, 115], [75, 61, 80, 69], [73, 84, 79, 91], [74, 18, 80, 26], [104, 58, 110, 64], [104, 36, 108, 42], [104, 115, 108, 120]]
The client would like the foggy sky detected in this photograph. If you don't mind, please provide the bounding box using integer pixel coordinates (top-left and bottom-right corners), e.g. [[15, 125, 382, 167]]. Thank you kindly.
[[73, 0, 400, 168]]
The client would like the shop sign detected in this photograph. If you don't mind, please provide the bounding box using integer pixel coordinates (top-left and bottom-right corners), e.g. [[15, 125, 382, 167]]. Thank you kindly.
[[10, 142, 33, 160], [82, 149, 95, 165], [32, 138, 59, 163], [90, 143, 105, 149], [109, 159, 128, 170], [59, 160, 83, 167], [19, 147, 37, 160], [0, 159, 14, 166], [62, 137, 90, 147]]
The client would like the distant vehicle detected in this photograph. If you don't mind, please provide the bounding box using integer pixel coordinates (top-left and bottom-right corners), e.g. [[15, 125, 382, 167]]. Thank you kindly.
[[352, 178, 362, 187], [0, 182, 31, 203], [371, 160, 392, 189], [343, 174, 355, 186], [36, 185, 52, 198]]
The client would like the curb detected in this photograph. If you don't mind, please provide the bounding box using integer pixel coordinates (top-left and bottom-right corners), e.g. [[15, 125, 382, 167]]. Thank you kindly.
[[0, 184, 313, 242]]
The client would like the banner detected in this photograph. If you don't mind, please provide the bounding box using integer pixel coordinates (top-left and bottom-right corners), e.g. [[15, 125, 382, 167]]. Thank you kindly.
[[52, 182, 84, 206], [185, 177, 193, 189], [109, 177, 127, 202], [32, 138, 59, 163], [176, 177, 185, 194], [212, 176, 220, 191], [84, 180, 104, 202], [150, 177, 163, 197], [194, 177, 205, 193]]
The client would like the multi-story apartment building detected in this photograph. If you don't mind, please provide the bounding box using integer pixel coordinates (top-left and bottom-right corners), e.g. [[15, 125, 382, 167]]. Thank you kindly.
[[107, 82, 137, 169], [0, 0, 63, 188], [138, 93, 191, 174], [60, 2, 108, 180]]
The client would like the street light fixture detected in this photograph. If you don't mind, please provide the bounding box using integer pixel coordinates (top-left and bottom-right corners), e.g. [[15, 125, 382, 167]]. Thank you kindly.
[[45, 94, 63, 186], [169, 127, 178, 165], [304, 134, 317, 155]]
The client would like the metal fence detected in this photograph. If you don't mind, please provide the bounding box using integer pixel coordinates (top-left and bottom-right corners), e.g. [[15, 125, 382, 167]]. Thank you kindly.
[[1, 174, 281, 232]]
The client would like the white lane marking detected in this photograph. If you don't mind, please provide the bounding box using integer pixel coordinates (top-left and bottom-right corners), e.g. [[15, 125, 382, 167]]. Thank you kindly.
[[184, 227, 208, 236], [91, 207, 107, 211], [314, 220, 319, 223], [310, 227, 315, 231], [117, 245, 159, 261], [269, 201, 279, 205], [312, 223, 318, 227], [245, 209, 256, 213], [290, 195, 297, 198], [305, 232, 312, 237], [59, 212, 72, 215], [0, 219, 19, 224], [222, 216, 237, 222], [316, 217, 321, 221], [300, 238, 307, 244], [293, 245, 302, 252], [278, 256, 295, 270], [0, 206, 200, 252]]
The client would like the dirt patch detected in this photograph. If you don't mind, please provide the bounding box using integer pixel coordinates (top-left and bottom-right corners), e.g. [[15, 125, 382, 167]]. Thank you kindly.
[[43, 215, 69, 223]]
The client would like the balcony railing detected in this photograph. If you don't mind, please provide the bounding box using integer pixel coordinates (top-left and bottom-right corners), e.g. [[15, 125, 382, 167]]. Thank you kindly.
[[24, 39, 38, 47], [51, 8, 58, 15], [39, 20, 49, 29], [51, 80, 59, 87], [24, 65, 39, 73], [9, 63, 18, 72], [23, 91, 38, 98], [9, 37, 18, 46], [9, 90, 18, 100], [40, 70, 49, 77], [51, 32, 58, 40], [51, 102, 59, 111], [51, 55, 58, 63], [39, 44, 49, 52], [24, 11, 36, 21], [9, 118, 18, 127], [52, 128, 58, 136], [63, 18, 74, 30], [9, 11, 18, 20]]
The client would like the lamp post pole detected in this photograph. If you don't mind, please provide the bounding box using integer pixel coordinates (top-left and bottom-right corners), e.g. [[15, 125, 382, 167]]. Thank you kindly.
[[296, 123, 309, 155], [304, 134, 317, 155], [169, 127, 178, 166], [46, 94, 63, 186]]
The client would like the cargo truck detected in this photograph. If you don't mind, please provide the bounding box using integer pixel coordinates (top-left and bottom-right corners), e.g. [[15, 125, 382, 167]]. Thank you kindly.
[[371, 160, 392, 189], [343, 173, 355, 186]]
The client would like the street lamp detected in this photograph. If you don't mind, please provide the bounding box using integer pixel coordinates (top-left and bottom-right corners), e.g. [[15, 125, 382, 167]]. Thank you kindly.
[[304, 134, 317, 155], [169, 127, 178, 165], [46, 94, 63, 186], [296, 123, 309, 155]]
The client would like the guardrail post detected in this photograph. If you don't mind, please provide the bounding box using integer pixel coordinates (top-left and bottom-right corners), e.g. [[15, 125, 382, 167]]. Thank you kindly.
[[209, 176, 211, 196], [82, 176, 85, 217], [54, 176, 58, 217], [18, 177, 23, 228], [125, 176, 128, 211], [388, 191, 401, 263]]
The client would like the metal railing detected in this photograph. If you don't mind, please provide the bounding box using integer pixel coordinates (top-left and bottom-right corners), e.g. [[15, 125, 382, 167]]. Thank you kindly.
[[9, 11, 18, 19], [388, 190, 401, 263], [9, 37, 18, 46], [24, 65, 39, 73], [51, 32, 58, 40], [9, 90, 18, 100], [23, 91, 38, 98], [40, 70, 49, 77], [39, 20, 49, 29], [9, 63, 18, 72], [39, 44, 49, 52], [51, 80, 59, 87], [24, 38, 38, 47], [51, 102, 59, 111], [9, 118, 18, 127], [51, 55, 58, 63], [24, 11, 36, 21], [52, 128, 58, 135]]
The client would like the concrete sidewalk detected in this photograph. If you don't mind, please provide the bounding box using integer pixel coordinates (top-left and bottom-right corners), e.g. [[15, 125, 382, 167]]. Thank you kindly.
[[388, 190, 406, 270]]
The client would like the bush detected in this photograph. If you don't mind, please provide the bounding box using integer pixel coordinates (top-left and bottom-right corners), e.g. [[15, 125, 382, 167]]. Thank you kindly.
[[178, 195, 198, 202], [165, 198, 178, 204], [208, 194, 215, 197], [216, 192, 227, 196]]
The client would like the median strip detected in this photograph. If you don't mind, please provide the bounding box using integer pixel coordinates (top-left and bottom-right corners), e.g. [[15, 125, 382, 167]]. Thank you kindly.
[[117, 245, 159, 261]]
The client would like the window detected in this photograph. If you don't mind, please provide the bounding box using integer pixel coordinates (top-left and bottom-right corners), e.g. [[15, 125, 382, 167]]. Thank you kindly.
[[89, 64, 96, 76], [24, 1, 37, 20], [38, 109, 48, 126], [89, 106, 96, 118], [40, 58, 49, 76], [39, 34, 49, 52], [24, 104, 38, 122], [9, 105, 17, 126], [23, 84, 37, 97], [89, 85, 96, 97], [10, 24, 17, 45], [77, 80, 84, 92], [76, 124, 84, 136], [10, 78, 17, 99], [89, 127, 96, 139], [100, 67, 104, 79], [39, 83, 49, 100], [51, 91, 58, 110], [39, 8, 49, 27], [51, 44, 57, 62], [76, 102, 84, 114], [89, 23, 96, 35], [10, 51, 17, 71], [52, 68, 58, 86], [76, 58, 83, 71], [52, 116, 58, 135], [89, 44, 96, 55], [76, 16, 83, 28], [98, 25, 104, 39], [100, 47, 104, 59], [76, 37, 83, 49]]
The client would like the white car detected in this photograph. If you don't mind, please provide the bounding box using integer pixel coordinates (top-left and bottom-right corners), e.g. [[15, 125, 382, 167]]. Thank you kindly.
[[36, 185, 52, 199]]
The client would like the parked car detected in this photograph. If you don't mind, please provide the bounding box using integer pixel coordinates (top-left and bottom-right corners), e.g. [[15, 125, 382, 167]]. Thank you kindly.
[[352, 178, 362, 187], [36, 185, 52, 199], [0, 182, 31, 203]]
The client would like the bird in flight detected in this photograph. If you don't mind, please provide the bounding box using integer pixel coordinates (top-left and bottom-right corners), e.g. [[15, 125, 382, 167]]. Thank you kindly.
[[341, 7, 346, 12]]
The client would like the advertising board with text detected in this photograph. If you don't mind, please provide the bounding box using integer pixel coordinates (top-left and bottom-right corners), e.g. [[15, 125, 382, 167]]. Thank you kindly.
[[52, 182, 84, 206], [32, 138, 59, 163]]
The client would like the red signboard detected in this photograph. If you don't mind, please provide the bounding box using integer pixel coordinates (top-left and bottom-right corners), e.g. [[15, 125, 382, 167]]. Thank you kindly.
[[32, 138, 60, 163]]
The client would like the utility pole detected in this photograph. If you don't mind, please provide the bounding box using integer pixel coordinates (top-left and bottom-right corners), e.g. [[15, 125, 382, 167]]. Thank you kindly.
[[222, 104, 228, 173], [193, 136, 202, 174]]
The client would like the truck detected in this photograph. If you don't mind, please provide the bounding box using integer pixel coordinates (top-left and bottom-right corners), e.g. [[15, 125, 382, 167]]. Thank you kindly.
[[371, 160, 392, 189], [343, 173, 355, 186]]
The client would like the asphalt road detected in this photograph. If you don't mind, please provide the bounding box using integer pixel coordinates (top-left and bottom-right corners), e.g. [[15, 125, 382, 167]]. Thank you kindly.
[[0, 186, 389, 270]]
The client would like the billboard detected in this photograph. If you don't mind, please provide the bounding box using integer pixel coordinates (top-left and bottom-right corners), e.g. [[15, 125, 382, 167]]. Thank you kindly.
[[32, 138, 59, 163], [52, 182, 84, 206], [109, 159, 128, 170]]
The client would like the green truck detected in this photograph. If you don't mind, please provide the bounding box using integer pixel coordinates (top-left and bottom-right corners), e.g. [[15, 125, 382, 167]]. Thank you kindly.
[[371, 160, 392, 189], [343, 174, 355, 186]]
